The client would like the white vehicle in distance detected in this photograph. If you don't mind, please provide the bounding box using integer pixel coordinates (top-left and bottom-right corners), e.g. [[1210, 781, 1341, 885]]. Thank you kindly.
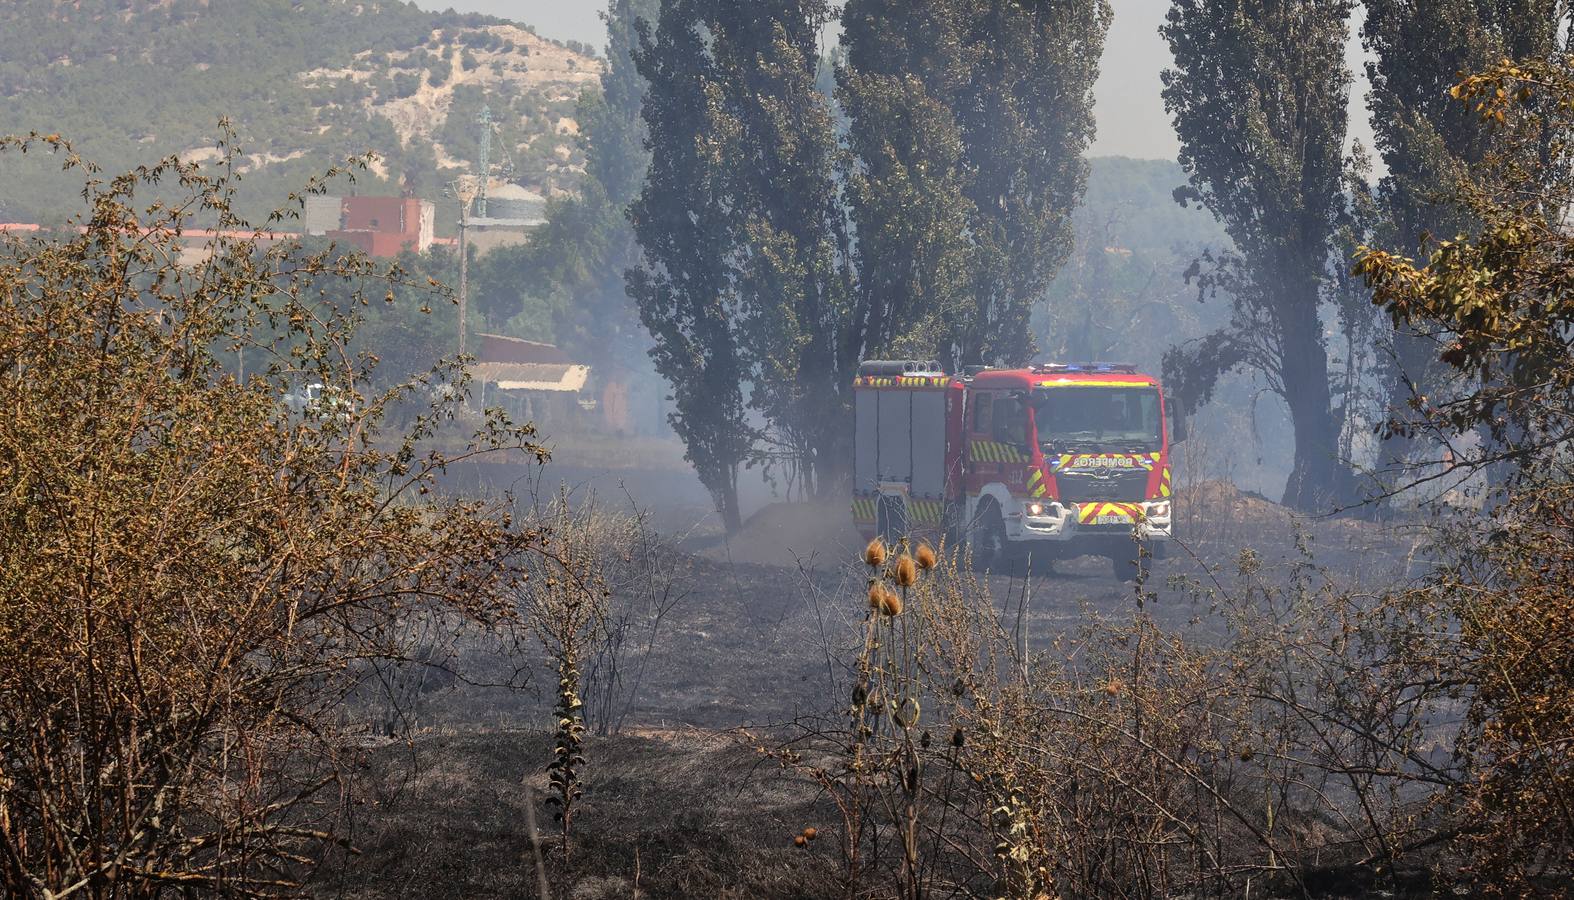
[[282, 382, 354, 423]]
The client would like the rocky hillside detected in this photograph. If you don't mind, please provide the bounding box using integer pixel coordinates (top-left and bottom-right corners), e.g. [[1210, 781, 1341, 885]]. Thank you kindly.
[[0, 0, 602, 224]]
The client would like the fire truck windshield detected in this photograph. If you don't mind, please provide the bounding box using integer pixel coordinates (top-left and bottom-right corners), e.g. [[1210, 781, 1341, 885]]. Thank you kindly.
[[1033, 387, 1162, 452]]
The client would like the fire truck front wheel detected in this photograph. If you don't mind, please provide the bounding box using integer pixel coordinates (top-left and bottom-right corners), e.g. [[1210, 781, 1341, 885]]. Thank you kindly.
[[1108, 538, 1171, 579], [966, 500, 1013, 574]]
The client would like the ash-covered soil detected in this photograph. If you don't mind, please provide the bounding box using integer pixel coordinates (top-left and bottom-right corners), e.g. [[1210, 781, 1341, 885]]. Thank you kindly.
[[316, 470, 1428, 898], [312, 729, 838, 900]]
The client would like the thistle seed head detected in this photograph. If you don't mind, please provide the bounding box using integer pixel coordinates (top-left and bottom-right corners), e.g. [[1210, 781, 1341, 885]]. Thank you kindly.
[[915, 543, 938, 570], [894, 554, 918, 587], [880, 589, 904, 617], [864, 538, 887, 568]]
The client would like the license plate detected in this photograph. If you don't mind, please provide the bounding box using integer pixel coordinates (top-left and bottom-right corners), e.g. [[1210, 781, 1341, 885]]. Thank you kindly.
[[1095, 514, 1131, 525]]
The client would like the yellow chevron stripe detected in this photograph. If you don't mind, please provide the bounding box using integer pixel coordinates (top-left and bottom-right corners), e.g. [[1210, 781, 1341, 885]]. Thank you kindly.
[[968, 441, 1033, 465]]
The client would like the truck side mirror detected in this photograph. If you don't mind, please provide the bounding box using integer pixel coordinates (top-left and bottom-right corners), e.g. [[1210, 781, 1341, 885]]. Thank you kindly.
[[1171, 409, 1188, 444]]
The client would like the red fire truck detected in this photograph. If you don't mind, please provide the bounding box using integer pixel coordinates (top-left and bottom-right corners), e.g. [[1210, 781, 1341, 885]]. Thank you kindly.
[[851, 360, 1181, 576]]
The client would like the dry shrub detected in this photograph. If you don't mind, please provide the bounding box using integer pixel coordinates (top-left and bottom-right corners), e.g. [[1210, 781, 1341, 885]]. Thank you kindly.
[[515, 491, 612, 864], [0, 133, 542, 898], [780, 528, 1573, 897], [513, 488, 685, 875], [576, 494, 688, 738], [1427, 481, 1574, 891], [929, 547, 1459, 897], [1345, 55, 1574, 893]]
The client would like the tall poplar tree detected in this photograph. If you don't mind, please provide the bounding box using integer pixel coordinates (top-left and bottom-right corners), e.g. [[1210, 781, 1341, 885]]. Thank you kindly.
[[712, 1, 853, 497], [952, 0, 1111, 366], [586, 0, 656, 214], [839, 0, 1110, 369], [628, 0, 752, 531], [1161, 0, 1356, 511], [632, 0, 849, 512], [838, 0, 977, 365]]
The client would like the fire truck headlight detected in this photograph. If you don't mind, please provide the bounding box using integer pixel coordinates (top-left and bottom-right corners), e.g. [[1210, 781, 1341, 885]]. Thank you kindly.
[[1147, 501, 1171, 519], [1026, 502, 1045, 517]]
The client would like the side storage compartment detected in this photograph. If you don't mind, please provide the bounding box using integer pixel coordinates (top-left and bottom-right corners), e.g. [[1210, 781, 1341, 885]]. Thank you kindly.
[[854, 388, 879, 493], [876, 389, 913, 485], [852, 373, 952, 541]]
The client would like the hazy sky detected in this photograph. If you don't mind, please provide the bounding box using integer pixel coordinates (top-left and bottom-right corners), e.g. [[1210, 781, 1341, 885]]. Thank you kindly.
[[412, 0, 1376, 161]]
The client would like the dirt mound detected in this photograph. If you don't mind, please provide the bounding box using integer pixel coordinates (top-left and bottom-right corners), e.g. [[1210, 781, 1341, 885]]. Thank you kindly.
[[703, 499, 865, 568], [1178, 479, 1292, 526]]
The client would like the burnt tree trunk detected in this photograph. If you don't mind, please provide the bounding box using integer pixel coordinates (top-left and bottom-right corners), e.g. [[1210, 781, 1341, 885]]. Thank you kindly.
[[1279, 295, 1349, 512]]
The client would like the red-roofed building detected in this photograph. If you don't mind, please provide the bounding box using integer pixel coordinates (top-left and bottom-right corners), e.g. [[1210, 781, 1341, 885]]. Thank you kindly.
[[311, 196, 435, 257]]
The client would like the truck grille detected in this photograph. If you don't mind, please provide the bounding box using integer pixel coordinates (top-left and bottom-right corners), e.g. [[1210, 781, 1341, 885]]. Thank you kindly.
[[1054, 469, 1148, 504]]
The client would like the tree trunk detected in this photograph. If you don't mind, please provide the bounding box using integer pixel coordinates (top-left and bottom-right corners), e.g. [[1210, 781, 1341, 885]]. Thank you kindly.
[[1373, 327, 1435, 496], [1279, 302, 1348, 512], [709, 465, 743, 534]]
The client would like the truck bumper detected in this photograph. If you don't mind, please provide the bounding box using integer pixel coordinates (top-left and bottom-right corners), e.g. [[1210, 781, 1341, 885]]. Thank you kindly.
[[1008, 501, 1173, 544]]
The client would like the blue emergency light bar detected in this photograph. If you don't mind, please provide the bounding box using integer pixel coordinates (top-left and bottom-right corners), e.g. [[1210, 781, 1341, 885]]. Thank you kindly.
[[1035, 362, 1139, 374]]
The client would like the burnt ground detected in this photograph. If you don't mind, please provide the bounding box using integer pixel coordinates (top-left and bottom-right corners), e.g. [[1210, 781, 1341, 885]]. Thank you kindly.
[[312, 729, 840, 900], [314, 458, 1431, 899]]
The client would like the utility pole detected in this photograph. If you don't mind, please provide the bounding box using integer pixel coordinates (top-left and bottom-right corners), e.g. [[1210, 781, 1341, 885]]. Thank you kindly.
[[457, 194, 469, 358], [446, 177, 478, 359], [475, 104, 493, 219], [446, 103, 495, 361]]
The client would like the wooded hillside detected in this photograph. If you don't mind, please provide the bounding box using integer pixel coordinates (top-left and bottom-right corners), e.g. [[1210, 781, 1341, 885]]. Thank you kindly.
[[0, 0, 601, 224]]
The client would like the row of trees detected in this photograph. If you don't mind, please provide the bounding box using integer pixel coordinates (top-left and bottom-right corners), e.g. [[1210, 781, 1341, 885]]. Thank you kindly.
[[627, 0, 1111, 528], [490, 0, 1572, 520]]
